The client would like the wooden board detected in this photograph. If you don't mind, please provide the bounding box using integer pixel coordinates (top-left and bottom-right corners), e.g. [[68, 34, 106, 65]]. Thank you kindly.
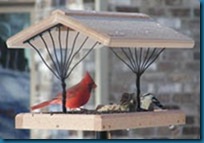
[[15, 110, 185, 131]]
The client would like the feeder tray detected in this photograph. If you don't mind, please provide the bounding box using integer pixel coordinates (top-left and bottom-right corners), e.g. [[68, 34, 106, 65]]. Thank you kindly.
[[16, 110, 185, 131], [6, 9, 194, 138]]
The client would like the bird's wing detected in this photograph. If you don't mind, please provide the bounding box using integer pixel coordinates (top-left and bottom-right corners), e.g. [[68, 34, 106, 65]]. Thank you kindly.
[[67, 83, 84, 99], [56, 82, 82, 99], [152, 97, 164, 109]]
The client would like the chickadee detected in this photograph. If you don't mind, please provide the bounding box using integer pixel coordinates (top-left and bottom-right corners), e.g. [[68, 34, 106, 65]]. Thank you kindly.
[[140, 93, 164, 111]]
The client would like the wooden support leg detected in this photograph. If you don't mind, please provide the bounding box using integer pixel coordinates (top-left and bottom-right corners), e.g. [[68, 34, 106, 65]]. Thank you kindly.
[[95, 131, 110, 139]]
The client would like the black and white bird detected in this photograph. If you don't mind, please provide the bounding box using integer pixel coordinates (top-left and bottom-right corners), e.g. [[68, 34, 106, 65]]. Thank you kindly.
[[140, 93, 164, 111]]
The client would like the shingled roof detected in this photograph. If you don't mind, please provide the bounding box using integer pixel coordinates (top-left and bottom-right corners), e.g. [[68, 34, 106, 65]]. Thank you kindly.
[[7, 9, 194, 49]]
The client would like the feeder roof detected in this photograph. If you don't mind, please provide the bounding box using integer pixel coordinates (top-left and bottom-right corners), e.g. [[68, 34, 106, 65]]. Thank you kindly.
[[7, 9, 194, 48]]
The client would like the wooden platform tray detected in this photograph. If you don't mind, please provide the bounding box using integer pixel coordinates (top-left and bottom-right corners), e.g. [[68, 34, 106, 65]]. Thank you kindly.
[[15, 110, 185, 131]]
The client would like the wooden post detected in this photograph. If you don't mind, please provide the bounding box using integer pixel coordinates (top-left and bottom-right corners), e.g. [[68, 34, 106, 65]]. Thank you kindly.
[[95, 131, 109, 139], [95, 47, 109, 105], [94, 0, 109, 108]]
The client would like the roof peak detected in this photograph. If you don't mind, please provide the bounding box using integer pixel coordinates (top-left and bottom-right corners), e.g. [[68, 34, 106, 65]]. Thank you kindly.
[[52, 9, 150, 19]]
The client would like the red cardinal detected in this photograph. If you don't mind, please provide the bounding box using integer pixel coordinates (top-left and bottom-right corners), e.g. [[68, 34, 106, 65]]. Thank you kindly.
[[31, 72, 96, 110]]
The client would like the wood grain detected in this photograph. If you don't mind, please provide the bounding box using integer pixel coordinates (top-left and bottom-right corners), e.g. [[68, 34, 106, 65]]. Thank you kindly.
[[15, 110, 185, 131]]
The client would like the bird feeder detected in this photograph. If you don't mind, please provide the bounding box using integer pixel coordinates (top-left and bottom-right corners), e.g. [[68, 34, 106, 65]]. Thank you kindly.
[[6, 9, 194, 139]]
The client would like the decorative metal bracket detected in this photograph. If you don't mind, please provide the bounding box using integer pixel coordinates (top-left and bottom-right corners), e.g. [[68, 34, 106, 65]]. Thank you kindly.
[[110, 47, 165, 111], [24, 24, 100, 113]]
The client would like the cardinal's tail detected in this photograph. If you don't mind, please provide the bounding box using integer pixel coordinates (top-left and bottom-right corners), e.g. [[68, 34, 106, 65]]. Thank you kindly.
[[31, 98, 58, 110]]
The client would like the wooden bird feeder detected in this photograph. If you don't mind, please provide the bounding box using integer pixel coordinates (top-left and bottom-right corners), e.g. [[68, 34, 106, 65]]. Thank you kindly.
[[6, 9, 194, 139]]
